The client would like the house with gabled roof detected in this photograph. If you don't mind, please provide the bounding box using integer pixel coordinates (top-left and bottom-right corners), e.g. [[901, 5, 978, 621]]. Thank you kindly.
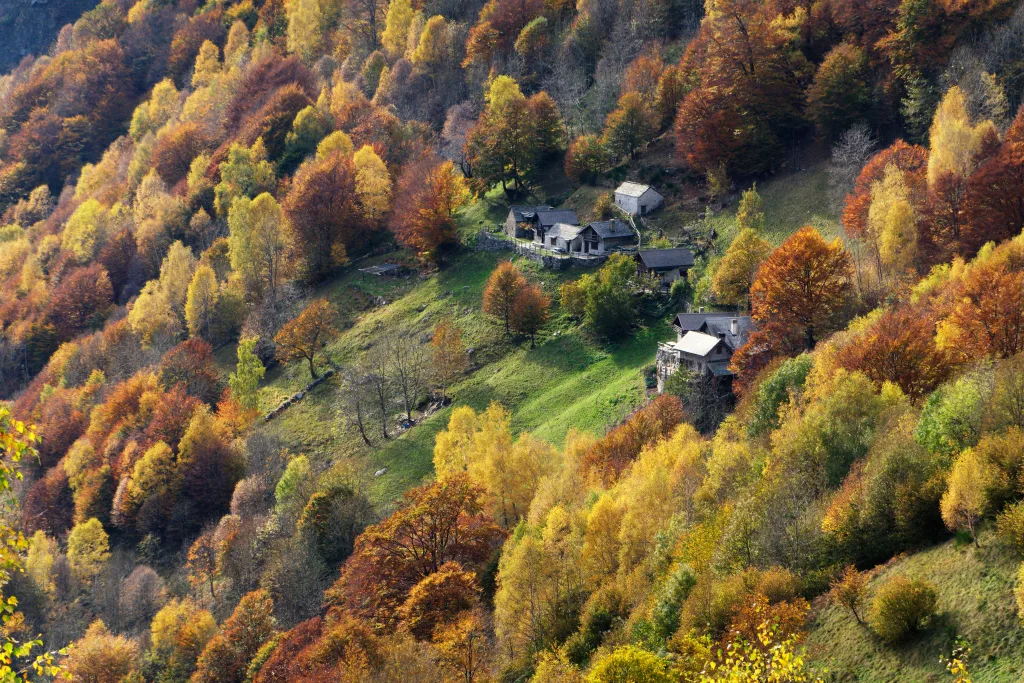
[[505, 205, 579, 240], [615, 182, 664, 216], [636, 248, 694, 288], [655, 312, 754, 392], [540, 219, 636, 255]]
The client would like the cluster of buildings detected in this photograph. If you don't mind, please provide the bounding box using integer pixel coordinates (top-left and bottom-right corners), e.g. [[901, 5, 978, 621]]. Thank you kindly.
[[504, 182, 693, 286], [502, 181, 752, 392]]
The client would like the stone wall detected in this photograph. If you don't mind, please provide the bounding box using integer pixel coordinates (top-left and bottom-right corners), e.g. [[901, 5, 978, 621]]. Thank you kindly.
[[475, 231, 606, 271]]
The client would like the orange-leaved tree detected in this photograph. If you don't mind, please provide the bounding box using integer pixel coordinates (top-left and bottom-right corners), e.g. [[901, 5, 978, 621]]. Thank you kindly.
[[191, 589, 277, 683], [511, 282, 550, 347], [431, 319, 469, 400], [733, 227, 852, 388], [325, 474, 504, 627], [274, 298, 337, 379], [393, 152, 471, 263], [482, 261, 526, 335]]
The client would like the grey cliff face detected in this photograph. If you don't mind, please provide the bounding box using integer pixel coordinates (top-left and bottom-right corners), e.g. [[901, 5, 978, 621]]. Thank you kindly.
[[0, 0, 100, 72]]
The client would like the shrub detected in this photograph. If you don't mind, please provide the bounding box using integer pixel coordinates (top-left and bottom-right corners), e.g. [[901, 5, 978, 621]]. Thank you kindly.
[[998, 502, 1024, 556], [869, 575, 937, 642], [1015, 563, 1024, 623]]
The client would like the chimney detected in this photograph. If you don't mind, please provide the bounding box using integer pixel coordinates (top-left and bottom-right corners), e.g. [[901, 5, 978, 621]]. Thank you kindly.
[[698, 306, 705, 313], [730, 318, 739, 335]]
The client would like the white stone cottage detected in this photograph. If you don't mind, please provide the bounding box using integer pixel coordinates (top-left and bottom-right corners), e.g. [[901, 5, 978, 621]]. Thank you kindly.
[[615, 182, 664, 216], [655, 312, 753, 392]]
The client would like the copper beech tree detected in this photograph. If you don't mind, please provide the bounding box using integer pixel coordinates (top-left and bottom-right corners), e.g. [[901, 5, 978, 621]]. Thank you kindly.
[[482, 261, 526, 334], [733, 227, 853, 388], [393, 151, 471, 263], [510, 283, 551, 347], [325, 474, 504, 627], [274, 298, 337, 379]]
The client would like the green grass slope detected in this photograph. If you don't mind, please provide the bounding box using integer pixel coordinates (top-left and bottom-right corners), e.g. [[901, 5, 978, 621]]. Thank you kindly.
[[235, 200, 670, 506], [806, 529, 1024, 682]]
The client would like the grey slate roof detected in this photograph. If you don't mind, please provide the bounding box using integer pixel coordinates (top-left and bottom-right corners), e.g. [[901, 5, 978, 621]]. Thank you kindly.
[[536, 209, 579, 228], [637, 248, 695, 270], [672, 312, 753, 351], [586, 220, 634, 239], [546, 223, 584, 241], [509, 205, 553, 222], [616, 181, 655, 198]]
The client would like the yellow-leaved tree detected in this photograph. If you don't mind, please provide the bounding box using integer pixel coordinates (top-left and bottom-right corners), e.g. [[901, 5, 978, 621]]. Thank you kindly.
[[381, 0, 414, 58], [927, 85, 996, 188], [940, 448, 994, 547], [868, 163, 917, 272], [0, 408, 67, 681], [712, 228, 771, 308], [433, 402, 558, 527], [353, 145, 392, 221]]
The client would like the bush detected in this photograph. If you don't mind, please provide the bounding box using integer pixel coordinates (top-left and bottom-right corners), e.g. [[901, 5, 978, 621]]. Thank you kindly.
[[1015, 562, 1024, 622], [747, 354, 813, 437], [869, 575, 937, 642], [998, 502, 1024, 556]]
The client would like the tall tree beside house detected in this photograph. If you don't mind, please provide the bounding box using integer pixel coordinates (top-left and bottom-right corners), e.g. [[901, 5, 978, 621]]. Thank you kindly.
[[274, 298, 337, 379], [712, 228, 771, 308], [736, 184, 765, 233], [464, 76, 562, 197], [602, 92, 657, 161], [733, 227, 853, 387], [483, 262, 527, 334]]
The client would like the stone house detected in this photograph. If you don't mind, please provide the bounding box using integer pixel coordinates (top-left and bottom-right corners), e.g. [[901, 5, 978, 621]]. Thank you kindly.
[[655, 312, 753, 392], [635, 248, 694, 288], [615, 182, 664, 216], [505, 205, 579, 240], [541, 220, 635, 255]]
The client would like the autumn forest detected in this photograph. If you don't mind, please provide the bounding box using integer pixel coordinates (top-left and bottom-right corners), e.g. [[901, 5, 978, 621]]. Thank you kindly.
[[4, 0, 1024, 680]]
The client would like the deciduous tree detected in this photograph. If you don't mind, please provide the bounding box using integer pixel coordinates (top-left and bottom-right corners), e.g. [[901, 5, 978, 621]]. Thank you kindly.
[[734, 227, 852, 385], [274, 298, 337, 379], [353, 145, 392, 221], [191, 589, 277, 683], [228, 192, 287, 302], [941, 448, 993, 546], [431, 319, 468, 400], [393, 155, 469, 263], [602, 92, 656, 161], [565, 135, 607, 184], [185, 264, 219, 341], [67, 518, 110, 583], [325, 474, 503, 626], [483, 261, 526, 334], [712, 228, 770, 308], [229, 336, 266, 411], [511, 283, 550, 347], [284, 151, 364, 281]]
